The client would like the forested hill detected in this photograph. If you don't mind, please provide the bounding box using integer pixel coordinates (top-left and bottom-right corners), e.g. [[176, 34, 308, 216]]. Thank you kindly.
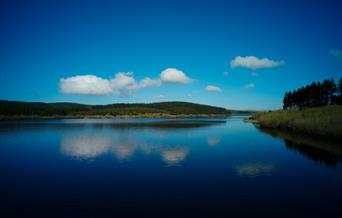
[[0, 100, 230, 117]]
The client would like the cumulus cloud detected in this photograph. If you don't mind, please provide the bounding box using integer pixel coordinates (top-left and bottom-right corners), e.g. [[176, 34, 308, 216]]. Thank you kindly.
[[60, 75, 112, 95], [244, 83, 255, 89], [110, 72, 139, 96], [159, 68, 192, 83], [60, 68, 191, 96], [205, 85, 221, 92], [230, 56, 285, 70], [110, 73, 161, 97], [139, 77, 162, 88], [110, 72, 136, 89]]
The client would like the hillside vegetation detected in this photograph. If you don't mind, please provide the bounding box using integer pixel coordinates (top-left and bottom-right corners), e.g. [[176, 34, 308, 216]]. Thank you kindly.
[[0, 100, 230, 119], [283, 78, 342, 109], [248, 78, 342, 139], [252, 106, 342, 139]]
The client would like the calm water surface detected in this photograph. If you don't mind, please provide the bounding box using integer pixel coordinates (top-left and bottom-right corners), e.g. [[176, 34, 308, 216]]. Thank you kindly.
[[0, 116, 341, 217]]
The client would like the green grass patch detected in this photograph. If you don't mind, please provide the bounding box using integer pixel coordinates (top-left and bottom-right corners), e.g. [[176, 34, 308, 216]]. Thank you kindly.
[[253, 105, 342, 139]]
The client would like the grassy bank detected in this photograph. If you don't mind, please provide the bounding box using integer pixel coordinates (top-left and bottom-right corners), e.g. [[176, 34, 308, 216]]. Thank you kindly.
[[249, 105, 342, 139]]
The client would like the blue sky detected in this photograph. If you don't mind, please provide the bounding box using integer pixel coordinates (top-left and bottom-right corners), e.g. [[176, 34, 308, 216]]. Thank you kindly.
[[0, 0, 341, 110]]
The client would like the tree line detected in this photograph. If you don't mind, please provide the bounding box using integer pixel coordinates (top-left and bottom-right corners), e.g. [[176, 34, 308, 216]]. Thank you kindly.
[[283, 78, 342, 109], [0, 100, 230, 116]]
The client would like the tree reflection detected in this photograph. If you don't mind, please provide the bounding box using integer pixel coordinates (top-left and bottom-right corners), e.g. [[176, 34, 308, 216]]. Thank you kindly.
[[258, 127, 342, 168], [284, 140, 341, 168]]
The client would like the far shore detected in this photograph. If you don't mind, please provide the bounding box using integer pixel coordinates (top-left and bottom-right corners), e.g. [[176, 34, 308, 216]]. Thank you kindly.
[[0, 113, 230, 121]]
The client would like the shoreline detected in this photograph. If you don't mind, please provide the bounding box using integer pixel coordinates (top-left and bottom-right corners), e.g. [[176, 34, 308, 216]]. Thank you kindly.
[[244, 106, 342, 140], [0, 113, 230, 121], [243, 117, 259, 124]]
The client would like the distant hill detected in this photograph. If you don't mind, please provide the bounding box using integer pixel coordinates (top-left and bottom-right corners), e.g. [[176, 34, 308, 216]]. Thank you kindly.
[[0, 100, 231, 118]]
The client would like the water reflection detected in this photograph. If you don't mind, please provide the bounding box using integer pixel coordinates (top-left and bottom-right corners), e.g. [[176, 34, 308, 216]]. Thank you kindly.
[[111, 143, 137, 161], [60, 131, 189, 165], [207, 136, 221, 146], [61, 133, 139, 161], [258, 127, 342, 168], [233, 162, 275, 177], [2, 114, 342, 217], [61, 136, 111, 160], [160, 147, 189, 166]]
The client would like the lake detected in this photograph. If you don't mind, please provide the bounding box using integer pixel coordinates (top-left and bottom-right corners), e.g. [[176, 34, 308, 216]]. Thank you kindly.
[[0, 116, 341, 218]]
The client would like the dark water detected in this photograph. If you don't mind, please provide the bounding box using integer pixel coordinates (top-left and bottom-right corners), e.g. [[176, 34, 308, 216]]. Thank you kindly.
[[0, 116, 341, 218]]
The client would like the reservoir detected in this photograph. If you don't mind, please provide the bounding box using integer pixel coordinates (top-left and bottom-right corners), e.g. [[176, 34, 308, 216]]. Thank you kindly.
[[0, 116, 341, 217]]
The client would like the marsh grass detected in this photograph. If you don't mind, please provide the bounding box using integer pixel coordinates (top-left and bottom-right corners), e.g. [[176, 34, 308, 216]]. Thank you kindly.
[[253, 105, 342, 139]]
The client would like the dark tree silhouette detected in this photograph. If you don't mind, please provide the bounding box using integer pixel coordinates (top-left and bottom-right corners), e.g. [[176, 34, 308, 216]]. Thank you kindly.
[[0, 100, 230, 116], [283, 78, 341, 109], [337, 78, 342, 105]]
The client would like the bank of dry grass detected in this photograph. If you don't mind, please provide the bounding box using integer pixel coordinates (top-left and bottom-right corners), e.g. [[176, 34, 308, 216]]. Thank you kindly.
[[251, 106, 342, 139]]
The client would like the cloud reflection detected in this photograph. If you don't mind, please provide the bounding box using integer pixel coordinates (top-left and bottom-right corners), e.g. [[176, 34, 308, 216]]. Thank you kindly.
[[111, 143, 137, 161], [207, 136, 221, 146], [60, 133, 189, 165], [61, 133, 138, 161], [233, 162, 275, 177], [160, 147, 189, 166], [61, 135, 111, 160]]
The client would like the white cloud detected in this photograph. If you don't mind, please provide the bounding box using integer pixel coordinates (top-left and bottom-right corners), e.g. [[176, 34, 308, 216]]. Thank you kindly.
[[159, 68, 192, 84], [139, 77, 162, 88], [223, 71, 229, 76], [60, 75, 112, 95], [205, 85, 221, 92], [110, 72, 138, 96], [110, 72, 136, 90], [244, 83, 255, 89], [230, 56, 285, 70], [110, 72, 162, 97], [60, 68, 192, 96]]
